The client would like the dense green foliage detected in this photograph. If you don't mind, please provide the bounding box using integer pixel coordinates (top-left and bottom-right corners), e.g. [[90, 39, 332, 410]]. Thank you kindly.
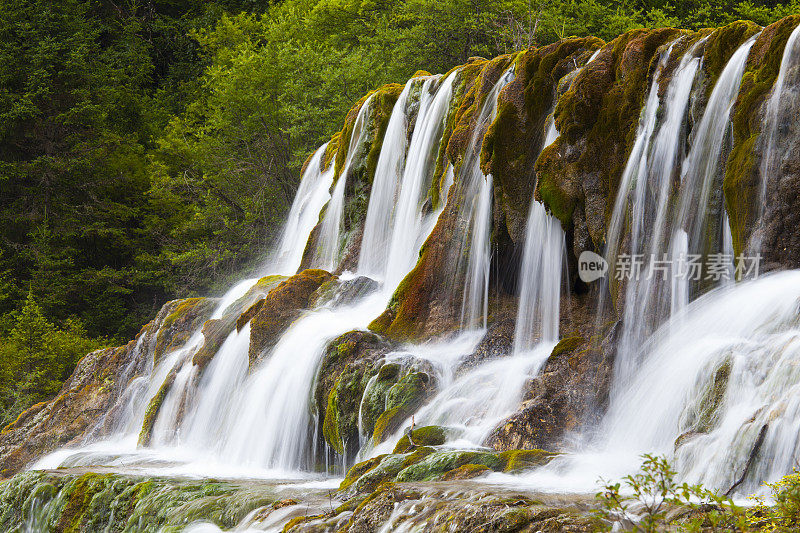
[[1, 0, 798, 428], [0, 292, 103, 426]]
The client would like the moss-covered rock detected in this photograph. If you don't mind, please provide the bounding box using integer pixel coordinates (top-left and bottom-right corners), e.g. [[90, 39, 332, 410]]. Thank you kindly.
[[315, 330, 391, 458], [498, 449, 558, 472], [0, 470, 279, 532], [0, 295, 220, 477], [308, 276, 379, 309], [394, 450, 503, 482], [371, 371, 433, 444], [487, 321, 618, 452], [392, 425, 448, 453], [137, 367, 177, 447], [193, 275, 287, 369], [155, 297, 217, 358], [481, 37, 603, 244], [725, 15, 800, 257], [539, 28, 682, 235], [248, 269, 334, 366], [337, 435, 557, 497]]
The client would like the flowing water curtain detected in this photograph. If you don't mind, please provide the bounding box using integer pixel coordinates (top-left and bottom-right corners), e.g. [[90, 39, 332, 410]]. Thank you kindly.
[[458, 67, 516, 330], [272, 143, 335, 276], [315, 95, 374, 272], [758, 23, 800, 216], [358, 79, 418, 279], [136, 73, 461, 473], [602, 38, 705, 384], [515, 31, 800, 496], [669, 35, 759, 300], [379, 73, 456, 289]]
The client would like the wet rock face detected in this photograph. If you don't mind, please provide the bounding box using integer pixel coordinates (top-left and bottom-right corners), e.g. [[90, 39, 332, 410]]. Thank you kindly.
[[315, 328, 445, 460], [487, 321, 618, 452], [455, 317, 515, 373], [726, 15, 800, 257], [0, 297, 216, 478], [481, 37, 604, 245], [300, 84, 405, 274], [248, 268, 334, 366], [755, 55, 800, 271], [314, 330, 392, 459], [309, 276, 380, 309]]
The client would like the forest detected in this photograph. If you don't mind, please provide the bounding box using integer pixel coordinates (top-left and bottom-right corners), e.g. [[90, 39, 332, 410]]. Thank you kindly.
[[0, 0, 797, 427]]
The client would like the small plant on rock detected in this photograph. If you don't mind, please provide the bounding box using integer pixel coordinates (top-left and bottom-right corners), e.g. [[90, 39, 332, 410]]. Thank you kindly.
[[593, 454, 748, 532]]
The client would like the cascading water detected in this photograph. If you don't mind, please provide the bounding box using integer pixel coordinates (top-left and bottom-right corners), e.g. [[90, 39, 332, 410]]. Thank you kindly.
[[357, 80, 415, 278], [315, 94, 374, 271], [16, 24, 800, 533], [271, 144, 335, 275], [513, 201, 565, 353], [502, 33, 800, 496], [459, 68, 515, 329], [609, 38, 704, 382], [368, 93, 569, 456], [758, 23, 800, 212], [378, 74, 455, 288], [33, 68, 463, 477], [510, 271, 800, 495], [669, 35, 758, 295]]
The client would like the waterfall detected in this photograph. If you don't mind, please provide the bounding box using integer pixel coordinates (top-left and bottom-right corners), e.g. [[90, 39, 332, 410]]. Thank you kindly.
[[670, 35, 758, 292], [32, 66, 461, 476], [367, 97, 568, 456], [459, 67, 515, 329], [19, 23, 800, 515], [358, 80, 415, 278], [272, 144, 335, 275], [380, 74, 456, 289], [507, 36, 794, 496], [758, 23, 800, 212], [315, 94, 374, 271], [608, 39, 704, 383], [219, 293, 392, 470], [513, 201, 565, 352]]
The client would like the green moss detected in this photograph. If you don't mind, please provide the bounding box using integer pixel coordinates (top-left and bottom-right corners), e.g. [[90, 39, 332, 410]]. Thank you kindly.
[[323, 132, 340, 169], [692, 359, 732, 434], [315, 330, 389, 456], [724, 15, 800, 256], [156, 297, 214, 356], [349, 447, 436, 494], [481, 38, 603, 229], [339, 454, 386, 492], [393, 425, 448, 453], [138, 369, 175, 447], [395, 450, 502, 482], [498, 449, 557, 472], [385, 372, 429, 411], [0, 471, 279, 532], [323, 366, 373, 456], [56, 473, 112, 533], [358, 365, 397, 437], [439, 463, 492, 480], [370, 371, 431, 444], [703, 20, 762, 92], [160, 298, 206, 332], [371, 405, 405, 444], [540, 28, 682, 236], [550, 336, 585, 358]]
